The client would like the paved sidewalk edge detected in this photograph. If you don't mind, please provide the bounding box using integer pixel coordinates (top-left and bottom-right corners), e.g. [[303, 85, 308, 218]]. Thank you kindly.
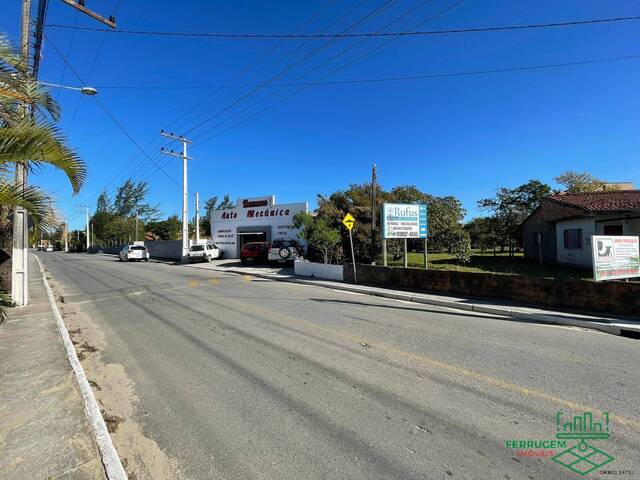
[[34, 254, 128, 480], [184, 263, 628, 336]]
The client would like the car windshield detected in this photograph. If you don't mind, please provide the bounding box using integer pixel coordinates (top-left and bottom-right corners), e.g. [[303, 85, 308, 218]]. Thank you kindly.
[[131, 246, 147, 250], [191, 245, 205, 251]]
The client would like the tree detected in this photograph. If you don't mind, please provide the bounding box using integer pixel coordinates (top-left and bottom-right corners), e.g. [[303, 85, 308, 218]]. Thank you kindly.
[[555, 171, 604, 193], [1, 33, 85, 311], [96, 190, 113, 213], [478, 179, 551, 255], [146, 215, 182, 240], [293, 212, 342, 264], [113, 179, 159, 221], [315, 183, 469, 264], [464, 216, 499, 251], [201, 194, 233, 236]]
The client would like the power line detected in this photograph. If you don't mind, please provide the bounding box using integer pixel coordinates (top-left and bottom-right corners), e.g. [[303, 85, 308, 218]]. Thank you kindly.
[[100, 0, 344, 193], [44, 14, 640, 38], [42, 32, 182, 187], [65, 0, 122, 135], [76, 55, 639, 90], [194, 0, 466, 144], [114, 0, 398, 188]]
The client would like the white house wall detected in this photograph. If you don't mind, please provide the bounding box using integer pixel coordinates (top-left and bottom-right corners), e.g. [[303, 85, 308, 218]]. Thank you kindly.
[[555, 218, 595, 267]]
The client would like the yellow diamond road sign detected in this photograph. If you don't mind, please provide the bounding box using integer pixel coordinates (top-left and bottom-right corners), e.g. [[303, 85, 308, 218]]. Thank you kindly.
[[342, 213, 355, 231]]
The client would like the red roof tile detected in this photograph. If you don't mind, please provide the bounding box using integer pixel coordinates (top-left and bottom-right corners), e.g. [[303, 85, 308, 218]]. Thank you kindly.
[[547, 190, 640, 211]]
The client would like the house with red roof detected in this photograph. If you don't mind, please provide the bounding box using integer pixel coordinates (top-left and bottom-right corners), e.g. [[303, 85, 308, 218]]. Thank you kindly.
[[522, 190, 640, 267]]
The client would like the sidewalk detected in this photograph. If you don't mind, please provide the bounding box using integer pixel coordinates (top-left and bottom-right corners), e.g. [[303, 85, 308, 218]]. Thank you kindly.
[[181, 259, 640, 337], [0, 256, 106, 479]]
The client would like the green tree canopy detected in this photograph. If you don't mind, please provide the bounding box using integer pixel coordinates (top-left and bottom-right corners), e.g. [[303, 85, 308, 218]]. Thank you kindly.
[[113, 179, 159, 221]]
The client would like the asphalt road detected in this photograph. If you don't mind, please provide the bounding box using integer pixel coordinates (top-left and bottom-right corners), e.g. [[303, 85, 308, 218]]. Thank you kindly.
[[39, 252, 640, 479]]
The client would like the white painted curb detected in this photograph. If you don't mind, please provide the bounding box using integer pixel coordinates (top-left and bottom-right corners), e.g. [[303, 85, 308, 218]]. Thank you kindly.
[[34, 254, 128, 480]]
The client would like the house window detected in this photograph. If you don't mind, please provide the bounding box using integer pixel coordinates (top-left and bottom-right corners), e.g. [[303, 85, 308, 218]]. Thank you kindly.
[[563, 229, 582, 249], [603, 224, 623, 235]]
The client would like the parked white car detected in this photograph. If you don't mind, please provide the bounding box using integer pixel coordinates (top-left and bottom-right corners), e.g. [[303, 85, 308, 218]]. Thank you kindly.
[[44, 245, 54, 252], [188, 242, 222, 263], [119, 245, 150, 262]]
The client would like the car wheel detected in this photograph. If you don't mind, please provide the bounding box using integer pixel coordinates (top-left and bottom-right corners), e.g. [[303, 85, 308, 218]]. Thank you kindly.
[[241, 258, 247, 265], [207, 255, 212, 262], [279, 247, 291, 259]]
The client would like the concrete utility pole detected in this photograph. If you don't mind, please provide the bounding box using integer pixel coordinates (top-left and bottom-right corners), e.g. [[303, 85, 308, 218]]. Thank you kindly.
[[11, 0, 32, 306], [195, 192, 200, 244], [371, 163, 377, 264], [160, 131, 193, 262]]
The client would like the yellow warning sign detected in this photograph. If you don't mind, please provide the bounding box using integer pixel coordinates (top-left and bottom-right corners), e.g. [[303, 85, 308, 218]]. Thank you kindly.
[[342, 213, 355, 231]]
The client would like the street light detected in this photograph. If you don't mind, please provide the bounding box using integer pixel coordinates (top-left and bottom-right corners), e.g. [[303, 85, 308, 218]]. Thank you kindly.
[[39, 82, 98, 96]]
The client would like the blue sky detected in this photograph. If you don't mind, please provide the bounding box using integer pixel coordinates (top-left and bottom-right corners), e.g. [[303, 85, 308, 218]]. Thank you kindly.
[[3, 0, 640, 230]]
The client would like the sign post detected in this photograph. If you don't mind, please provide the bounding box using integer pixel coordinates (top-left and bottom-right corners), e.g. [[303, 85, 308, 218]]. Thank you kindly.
[[342, 213, 357, 284], [381, 203, 428, 268], [591, 235, 640, 281]]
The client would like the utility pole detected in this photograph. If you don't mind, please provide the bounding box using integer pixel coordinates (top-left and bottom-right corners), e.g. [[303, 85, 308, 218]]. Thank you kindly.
[[371, 163, 377, 264], [11, 0, 32, 306], [63, 223, 68, 252], [77, 205, 89, 251], [160, 131, 192, 262], [195, 192, 200, 244], [135, 211, 139, 242]]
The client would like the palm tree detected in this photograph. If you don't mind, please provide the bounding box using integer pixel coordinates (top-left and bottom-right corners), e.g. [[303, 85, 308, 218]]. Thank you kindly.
[[1, 33, 86, 319]]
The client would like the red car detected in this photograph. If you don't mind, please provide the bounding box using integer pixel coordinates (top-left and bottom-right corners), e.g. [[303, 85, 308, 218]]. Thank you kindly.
[[240, 242, 269, 264]]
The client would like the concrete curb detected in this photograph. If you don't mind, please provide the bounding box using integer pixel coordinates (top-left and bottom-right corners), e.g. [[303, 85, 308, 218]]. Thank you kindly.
[[34, 255, 128, 480], [183, 264, 633, 336]]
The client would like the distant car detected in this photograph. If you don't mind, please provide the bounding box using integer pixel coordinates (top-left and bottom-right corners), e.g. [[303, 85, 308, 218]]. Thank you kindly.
[[188, 242, 222, 263], [268, 239, 302, 264], [240, 242, 268, 265], [119, 245, 150, 262], [44, 245, 54, 252]]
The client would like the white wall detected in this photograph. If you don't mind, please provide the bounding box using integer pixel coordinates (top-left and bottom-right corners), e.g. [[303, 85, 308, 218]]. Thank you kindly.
[[294, 260, 344, 281], [555, 218, 596, 267], [211, 195, 308, 258]]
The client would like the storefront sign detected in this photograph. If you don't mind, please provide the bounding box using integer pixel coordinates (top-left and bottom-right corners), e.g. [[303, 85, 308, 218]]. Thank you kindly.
[[382, 203, 427, 239], [591, 235, 640, 281]]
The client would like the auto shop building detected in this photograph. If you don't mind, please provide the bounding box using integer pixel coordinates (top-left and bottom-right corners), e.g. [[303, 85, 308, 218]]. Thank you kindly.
[[210, 195, 308, 259]]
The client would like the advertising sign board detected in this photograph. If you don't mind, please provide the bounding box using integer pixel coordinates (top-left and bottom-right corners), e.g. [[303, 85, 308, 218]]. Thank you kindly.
[[382, 203, 427, 239], [591, 235, 640, 281]]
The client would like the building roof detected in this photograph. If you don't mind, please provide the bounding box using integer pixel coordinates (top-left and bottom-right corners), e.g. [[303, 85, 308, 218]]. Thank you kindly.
[[547, 190, 640, 212]]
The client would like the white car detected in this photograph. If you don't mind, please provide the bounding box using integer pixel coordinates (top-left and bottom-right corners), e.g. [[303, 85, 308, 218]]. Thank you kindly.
[[188, 242, 222, 263], [44, 245, 54, 252], [119, 245, 150, 262]]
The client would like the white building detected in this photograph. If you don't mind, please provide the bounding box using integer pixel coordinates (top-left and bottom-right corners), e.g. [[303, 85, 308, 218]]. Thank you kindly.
[[523, 190, 640, 267], [211, 195, 308, 259]]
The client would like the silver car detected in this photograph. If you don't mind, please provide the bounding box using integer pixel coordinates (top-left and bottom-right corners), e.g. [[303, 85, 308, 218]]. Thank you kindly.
[[119, 245, 150, 262], [268, 239, 302, 264]]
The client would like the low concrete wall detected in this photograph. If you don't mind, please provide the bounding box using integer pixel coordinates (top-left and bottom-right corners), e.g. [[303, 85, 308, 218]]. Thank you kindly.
[[344, 264, 640, 317], [294, 260, 344, 281], [144, 240, 182, 260]]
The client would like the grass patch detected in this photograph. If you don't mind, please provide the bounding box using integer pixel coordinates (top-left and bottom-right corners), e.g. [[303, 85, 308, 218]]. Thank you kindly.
[[388, 250, 594, 280]]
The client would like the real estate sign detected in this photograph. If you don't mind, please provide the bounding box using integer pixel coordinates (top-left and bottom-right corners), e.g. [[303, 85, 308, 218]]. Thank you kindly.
[[382, 203, 427, 239], [591, 235, 640, 281]]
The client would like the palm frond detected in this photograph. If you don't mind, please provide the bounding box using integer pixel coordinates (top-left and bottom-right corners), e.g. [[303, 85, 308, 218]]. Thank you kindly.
[[0, 181, 52, 228], [0, 119, 86, 193], [0, 34, 60, 122], [0, 290, 13, 323]]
